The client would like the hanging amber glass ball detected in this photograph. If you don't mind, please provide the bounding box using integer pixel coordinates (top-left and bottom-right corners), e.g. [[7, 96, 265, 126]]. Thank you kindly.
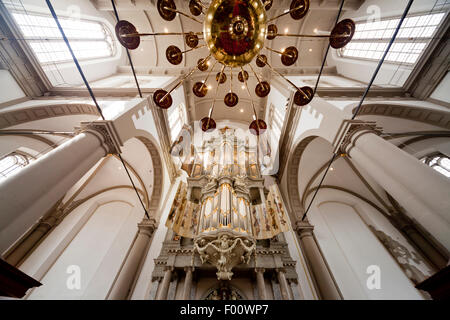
[[185, 32, 199, 48], [153, 89, 173, 109], [201, 117, 217, 132], [256, 54, 267, 67], [224, 92, 238, 107], [189, 0, 203, 16], [294, 86, 314, 106], [204, 0, 267, 67], [290, 0, 310, 20], [157, 0, 177, 21], [266, 24, 277, 40], [330, 19, 356, 49], [249, 119, 267, 135], [255, 81, 271, 97], [166, 45, 182, 65], [281, 46, 298, 66], [216, 72, 227, 84], [263, 0, 273, 10], [115, 20, 140, 50], [193, 82, 208, 97], [197, 58, 209, 71]]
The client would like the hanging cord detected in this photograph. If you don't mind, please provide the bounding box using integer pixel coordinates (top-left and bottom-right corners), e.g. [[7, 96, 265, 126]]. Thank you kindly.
[[110, 0, 143, 98], [46, 0, 150, 219], [45, 0, 104, 119], [301, 0, 415, 221], [313, 0, 345, 95]]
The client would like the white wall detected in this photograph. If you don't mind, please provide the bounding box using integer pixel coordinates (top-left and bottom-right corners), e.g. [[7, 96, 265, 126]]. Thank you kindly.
[[0, 70, 26, 105], [309, 198, 425, 299], [430, 71, 450, 104], [23, 190, 143, 299]]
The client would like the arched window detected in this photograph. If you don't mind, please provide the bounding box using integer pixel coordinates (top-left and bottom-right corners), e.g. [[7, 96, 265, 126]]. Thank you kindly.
[[10, 12, 115, 64], [421, 153, 450, 178], [0, 152, 31, 180], [339, 12, 445, 65]]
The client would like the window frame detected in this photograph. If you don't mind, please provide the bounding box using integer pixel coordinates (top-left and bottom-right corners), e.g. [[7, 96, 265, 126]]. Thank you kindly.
[[421, 152, 450, 178], [0, 151, 32, 180], [337, 11, 448, 66], [8, 9, 116, 66]]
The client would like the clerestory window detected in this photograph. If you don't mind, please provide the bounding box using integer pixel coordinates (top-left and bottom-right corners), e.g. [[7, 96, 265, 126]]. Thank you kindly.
[[421, 153, 450, 178], [10, 11, 115, 64], [339, 12, 446, 65], [0, 152, 31, 180]]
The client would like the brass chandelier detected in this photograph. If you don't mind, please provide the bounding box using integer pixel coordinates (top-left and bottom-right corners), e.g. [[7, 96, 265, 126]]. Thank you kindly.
[[114, 0, 355, 135]]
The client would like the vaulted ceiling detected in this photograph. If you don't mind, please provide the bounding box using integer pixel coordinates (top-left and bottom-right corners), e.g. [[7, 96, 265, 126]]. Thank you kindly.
[[92, 0, 364, 122]]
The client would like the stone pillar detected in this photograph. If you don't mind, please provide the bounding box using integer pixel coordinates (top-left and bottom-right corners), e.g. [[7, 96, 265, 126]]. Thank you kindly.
[[108, 218, 157, 300], [156, 267, 173, 300], [4, 214, 57, 266], [343, 129, 450, 250], [255, 268, 267, 300], [182, 267, 194, 300], [0, 121, 119, 254], [276, 268, 291, 300], [296, 221, 342, 300]]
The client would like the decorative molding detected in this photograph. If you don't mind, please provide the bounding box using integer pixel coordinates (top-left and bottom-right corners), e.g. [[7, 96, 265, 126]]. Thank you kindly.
[[0, 104, 99, 129], [80, 120, 122, 154], [147, 95, 178, 183], [136, 136, 164, 216], [276, 90, 299, 180], [332, 119, 381, 155], [352, 104, 450, 130]]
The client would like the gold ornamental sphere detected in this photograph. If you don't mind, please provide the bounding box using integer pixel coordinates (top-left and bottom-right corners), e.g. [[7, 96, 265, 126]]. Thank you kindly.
[[203, 0, 267, 67]]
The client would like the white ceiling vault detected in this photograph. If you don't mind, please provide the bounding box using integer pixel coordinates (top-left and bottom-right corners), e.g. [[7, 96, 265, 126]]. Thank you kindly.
[[91, 0, 364, 122]]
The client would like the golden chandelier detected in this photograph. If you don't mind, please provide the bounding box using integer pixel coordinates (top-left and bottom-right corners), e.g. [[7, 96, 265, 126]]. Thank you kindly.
[[115, 0, 355, 135]]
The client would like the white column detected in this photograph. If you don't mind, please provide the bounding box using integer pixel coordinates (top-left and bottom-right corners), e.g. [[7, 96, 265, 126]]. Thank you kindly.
[[255, 268, 267, 300], [108, 218, 156, 300], [296, 221, 342, 300], [156, 267, 173, 300], [182, 267, 194, 300], [0, 125, 115, 254], [276, 269, 291, 300], [345, 130, 450, 250]]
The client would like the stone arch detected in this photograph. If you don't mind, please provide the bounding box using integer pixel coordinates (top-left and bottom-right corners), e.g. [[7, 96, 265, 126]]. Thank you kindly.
[[135, 135, 164, 218], [286, 135, 317, 218]]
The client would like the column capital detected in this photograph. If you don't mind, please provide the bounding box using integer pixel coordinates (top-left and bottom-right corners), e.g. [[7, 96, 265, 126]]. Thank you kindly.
[[295, 221, 314, 236], [138, 218, 157, 236], [255, 268, 265, 274], [184, 266, 195, 273], [79, 120, 122, 154], [331, 120, 382, 155], [163, 266, 175, 272], [275, 268, 286, 274], [340, 122, 382, 155]]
